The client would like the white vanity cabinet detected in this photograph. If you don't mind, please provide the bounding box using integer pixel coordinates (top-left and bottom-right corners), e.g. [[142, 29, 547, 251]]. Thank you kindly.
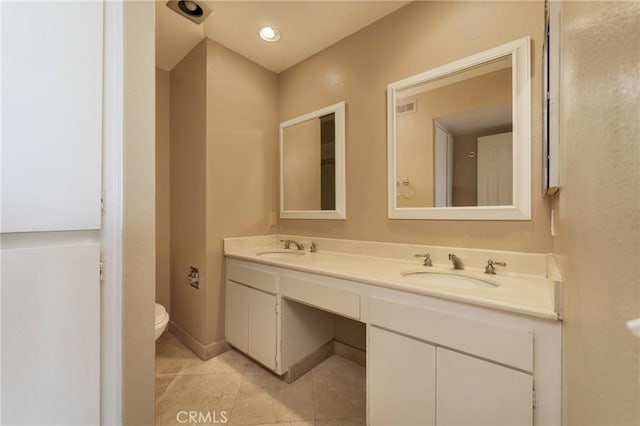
[[223, 254, 561, 426], [368, 296, 537, 426], [225, 260, 278, 370], [369, 325, 533, 426]]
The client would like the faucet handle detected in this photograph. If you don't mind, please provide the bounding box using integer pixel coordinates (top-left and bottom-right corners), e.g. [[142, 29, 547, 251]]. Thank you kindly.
[[414, 253, 432, 267], [448, 253, 464, 270], [485, 259, 507, 274], [280, 239, 291, 249], [310, 242, 318, 252]]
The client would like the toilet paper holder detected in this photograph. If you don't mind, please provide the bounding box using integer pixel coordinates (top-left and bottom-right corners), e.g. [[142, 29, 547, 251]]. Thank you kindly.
[[188, 266, 200, 289]]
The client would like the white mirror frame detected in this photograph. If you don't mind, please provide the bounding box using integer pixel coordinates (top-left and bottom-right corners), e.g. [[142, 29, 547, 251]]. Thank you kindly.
[[387, 36, 531, 220], [280, 101, 346, 219]]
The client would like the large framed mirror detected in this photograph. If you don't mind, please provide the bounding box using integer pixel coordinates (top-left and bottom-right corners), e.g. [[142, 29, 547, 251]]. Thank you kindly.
[[280, 101, 346, 219], [387, 37, 531, 220]]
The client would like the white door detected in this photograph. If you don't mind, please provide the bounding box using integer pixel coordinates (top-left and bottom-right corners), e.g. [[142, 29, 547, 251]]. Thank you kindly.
[[1, 1, 103, 232], [247, 290, 277, 370], [436, 348, 533, 426], [1, 243, 101, 425], [477, 132, 513, 206], [369, 326, 436, 426], [434, 123, 453, 207], [0, 1, 104, 424], [225, 280, 249, 353]]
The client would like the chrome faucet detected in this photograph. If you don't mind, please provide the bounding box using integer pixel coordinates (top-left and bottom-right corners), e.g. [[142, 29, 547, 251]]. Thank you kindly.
[[485, 259, 507, 275], [280, 239, 305, 250], [280, 239, 292, 249], [414, 253, 432, 267], [291, 240, 305, 250], [448, 253, 464, 270]]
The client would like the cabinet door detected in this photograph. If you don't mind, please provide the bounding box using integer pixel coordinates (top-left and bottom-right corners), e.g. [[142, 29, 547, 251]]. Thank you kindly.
[[225, 280, 249, 353], [1, 243, 100, 425], [247, 290, 277, 370], [1, 1, 103, 232], [369, 326, 436, 426], [436, 348, 533, 426]]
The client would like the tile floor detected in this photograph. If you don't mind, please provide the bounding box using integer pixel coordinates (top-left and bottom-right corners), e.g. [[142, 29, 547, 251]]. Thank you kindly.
[[156, 332, 366, 426]]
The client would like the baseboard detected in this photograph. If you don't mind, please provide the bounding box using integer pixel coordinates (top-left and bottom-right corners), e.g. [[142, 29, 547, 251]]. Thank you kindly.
[[168, 321, 229, 361], [167, 322, 364, 369], [333, 340, 366, 367]]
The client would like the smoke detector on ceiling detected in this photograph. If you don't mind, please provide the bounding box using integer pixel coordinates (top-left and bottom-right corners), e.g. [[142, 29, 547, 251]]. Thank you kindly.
[[166, 0, 212, 25]]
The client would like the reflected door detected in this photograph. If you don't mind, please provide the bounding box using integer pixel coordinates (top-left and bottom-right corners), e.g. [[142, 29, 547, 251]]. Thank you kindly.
[[477, 132, 513, 205], [434, 124, 453, 207]]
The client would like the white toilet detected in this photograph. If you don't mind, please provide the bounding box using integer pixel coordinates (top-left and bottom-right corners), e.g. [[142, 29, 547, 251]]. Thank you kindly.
[[155, 303, 169, 340]]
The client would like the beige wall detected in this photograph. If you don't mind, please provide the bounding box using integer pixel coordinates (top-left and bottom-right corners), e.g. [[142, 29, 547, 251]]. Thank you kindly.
[[334, 316, 366, 351], [204, 39, 279, 343], [156, 68, 171, 312], [396, 93, 435, 207], [168, 39, 278, 350], [170, 41, 208, 344], [279, 1, 551, 253], [553, 2, 640, 425], [123, 1, 156, 424]]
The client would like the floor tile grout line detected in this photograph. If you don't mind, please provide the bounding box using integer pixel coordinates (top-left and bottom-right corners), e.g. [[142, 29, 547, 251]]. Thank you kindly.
[[226, 353, 250, 426], [310, 366, 318, 422], [155, 373, 181, 406]]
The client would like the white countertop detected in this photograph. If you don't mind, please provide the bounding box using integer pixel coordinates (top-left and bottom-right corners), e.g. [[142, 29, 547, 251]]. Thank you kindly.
[[224, 235, 561, 321]]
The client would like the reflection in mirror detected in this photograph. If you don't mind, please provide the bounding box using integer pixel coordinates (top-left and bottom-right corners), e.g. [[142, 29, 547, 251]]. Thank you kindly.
[[283, 113, 336, 211], [396, 56, 512, 208], [280, 102, 346, 219], [388, 37, 531, 220]]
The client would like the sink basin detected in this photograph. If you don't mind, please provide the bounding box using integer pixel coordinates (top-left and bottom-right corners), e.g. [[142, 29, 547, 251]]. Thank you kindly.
[[256, 250, 306, 259], [401, 271, 498, 289]]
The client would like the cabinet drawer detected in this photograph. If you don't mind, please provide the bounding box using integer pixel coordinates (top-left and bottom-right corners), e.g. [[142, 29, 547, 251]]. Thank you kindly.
[[369, 297, 533, 372], [280, 274, 360, 320], [226, 260, 278, 294]]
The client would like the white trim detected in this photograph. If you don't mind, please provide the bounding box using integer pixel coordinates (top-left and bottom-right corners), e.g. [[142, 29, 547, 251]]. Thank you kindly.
[[280, 101, 346, 220], [101, 0, 124, 423], [398, 58, 511, 100], [387, 37, 532, 220], [0, 1, 4, 418]]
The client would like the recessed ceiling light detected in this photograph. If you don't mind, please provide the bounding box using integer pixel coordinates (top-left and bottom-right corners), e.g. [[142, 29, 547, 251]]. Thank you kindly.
[[166, 0, 212, 25], [178, 1, 202, 17], [259, 26, 281, 43]]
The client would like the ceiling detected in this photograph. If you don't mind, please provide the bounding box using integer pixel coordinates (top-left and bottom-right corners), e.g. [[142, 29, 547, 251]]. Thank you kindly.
[[156, 0, 410, 73], [436, 102, 512, 136]]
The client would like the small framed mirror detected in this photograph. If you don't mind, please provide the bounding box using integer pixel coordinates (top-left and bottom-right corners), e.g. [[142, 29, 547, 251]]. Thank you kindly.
[[280, 101, 346, 219], [387, 37, 531, 220]]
